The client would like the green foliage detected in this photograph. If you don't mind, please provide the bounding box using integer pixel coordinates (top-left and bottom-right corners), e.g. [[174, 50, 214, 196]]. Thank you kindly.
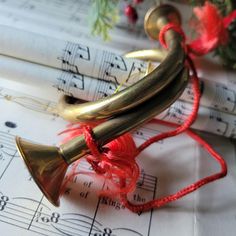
[[89, 0, 119, 41], [215, 20, 236, 69]]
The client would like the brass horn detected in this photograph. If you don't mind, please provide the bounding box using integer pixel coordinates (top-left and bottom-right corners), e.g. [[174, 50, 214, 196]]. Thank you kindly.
[[56, 4, 184, 122], [15, 4, 188, 207]]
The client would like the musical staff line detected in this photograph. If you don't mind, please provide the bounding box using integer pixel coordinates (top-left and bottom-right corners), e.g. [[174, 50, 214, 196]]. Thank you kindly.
[[0, 89, 157, 236], [0, 131, 16, 152]]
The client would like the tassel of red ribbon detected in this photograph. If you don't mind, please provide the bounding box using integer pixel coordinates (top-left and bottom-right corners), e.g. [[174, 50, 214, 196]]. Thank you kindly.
[[59, 2, 232, 213], [189, 2, 236, 56]]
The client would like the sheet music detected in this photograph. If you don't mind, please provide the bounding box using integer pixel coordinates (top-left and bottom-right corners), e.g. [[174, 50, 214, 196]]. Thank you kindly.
[[1, 0, 146, 51], [0, 1, 235, 235], [181, 79, 236, 114], [0, 85, 157, 236], [0, 83, 236, 236], [0, 0, 192, 42], [159, 100, 236, 138], [0, 19, 235, 116], [0, 55, 129, 101], [0, 25, 148, 86], [1, 54, 236, 138], [1, 53, 236, 118]]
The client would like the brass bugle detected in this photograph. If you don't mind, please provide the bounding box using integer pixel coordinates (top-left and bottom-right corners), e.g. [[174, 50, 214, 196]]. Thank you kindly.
[[15, 4, 189, 207], [56, 4, 184, 122], [16, 67, 189, 207], [125, 48, 167, 62]]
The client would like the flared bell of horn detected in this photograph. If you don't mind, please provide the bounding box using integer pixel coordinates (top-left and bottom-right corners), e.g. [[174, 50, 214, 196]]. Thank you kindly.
[[15, 136, 68, 207], [15, 4, 188, 208]]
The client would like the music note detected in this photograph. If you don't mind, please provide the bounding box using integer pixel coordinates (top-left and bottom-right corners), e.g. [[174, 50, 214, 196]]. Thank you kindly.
[[136, 170, 157, 192], [97, 80, 117, 99], [213, 83, 236, 112], [127, 61, 146, 85], [161, 103, 187, 124], [208, 110, 228, 135], [59, 42, 91, 76], [111, 55, 127, 71], [76, 44, 90, 61], [69, 74, 85, 90], [137, 169, 146, 187], [104, 70, 118, 84]]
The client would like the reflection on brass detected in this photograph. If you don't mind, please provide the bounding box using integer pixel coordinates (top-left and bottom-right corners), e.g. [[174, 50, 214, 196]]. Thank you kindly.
[[16, 68, 188, 207], [125, 49, 167, 62], [15, 137, 68, 206], [15, 4, 189, 207], [144, 4, 181, 40], [57, 4, 184, 122]]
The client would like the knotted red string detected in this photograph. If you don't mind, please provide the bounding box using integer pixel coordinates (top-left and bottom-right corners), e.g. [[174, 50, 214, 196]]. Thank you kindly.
[[160, 2, 236, 56], [60, 4, 230, 212], [118, 23, 227, 213], [60, 124, 140, 197]]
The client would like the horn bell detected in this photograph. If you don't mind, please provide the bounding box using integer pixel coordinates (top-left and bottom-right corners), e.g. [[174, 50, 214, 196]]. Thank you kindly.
[[15, 136, 68, 207]]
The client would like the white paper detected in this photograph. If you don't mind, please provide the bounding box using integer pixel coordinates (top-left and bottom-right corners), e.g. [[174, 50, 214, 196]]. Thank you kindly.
[[0, 24, 236, 117], [0, 1, 236, 235], [1, 54, 236, 138], [0, 84, 236, 236]]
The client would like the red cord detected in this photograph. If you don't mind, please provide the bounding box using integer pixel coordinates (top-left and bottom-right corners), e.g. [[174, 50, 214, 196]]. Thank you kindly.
[[118, 23, 227, 213], [61, 22, 228, 213], [121, 120, 227, 213], [159, 23, 186, 49]]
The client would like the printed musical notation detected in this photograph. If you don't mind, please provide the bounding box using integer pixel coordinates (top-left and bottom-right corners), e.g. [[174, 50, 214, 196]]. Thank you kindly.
[[159, 101, 191, 125], [54, 70, 118, 101], [57, 42, 147, 87], [207, 110, 229, 136], [212, 83, 236, 113], [55, 71, 85, 97], [0, 131, 157, 236], [180, 80, 203, 102], [137, 169, 157, 193], [180, 79, 236, 114], [0, 88, 158, 236], [133, 126, 163, 143], [157, 99, 236, 138], [0, 131, 17, 157], [100, 53, 128, 85], [0, 87, 58, 116], [0, 132, 18, 186], [0, 193, 150, 236], [58, 42, 90, 74]]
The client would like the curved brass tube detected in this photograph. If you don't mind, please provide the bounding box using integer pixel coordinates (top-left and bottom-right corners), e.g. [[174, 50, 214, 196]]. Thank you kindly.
[[57, 5, 185, 122], [15, 67, 188, 207], [125, 49, 167, 62], [59, 67, 189, 163], [15, 4, 190, 207]]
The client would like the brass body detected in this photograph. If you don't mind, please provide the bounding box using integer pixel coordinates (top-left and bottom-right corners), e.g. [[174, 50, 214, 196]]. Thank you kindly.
[[15, 4, 189, 207], [125, 49, 167, 62], [57, 4, 184, 122]]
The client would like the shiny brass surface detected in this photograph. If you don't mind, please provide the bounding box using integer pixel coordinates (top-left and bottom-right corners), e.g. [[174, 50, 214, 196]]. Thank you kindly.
[[60, 68, 189, 164], [15, 4, 189, 207], [15, 67, 188, 206], [144, 4, 181, 40], [57, 4, 185, 122], [125, 49, 167, 62], [16, 137, 68, 206]]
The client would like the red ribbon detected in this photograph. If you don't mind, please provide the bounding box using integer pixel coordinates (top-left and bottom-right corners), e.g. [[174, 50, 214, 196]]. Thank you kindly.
[[189, 2, 236, 56]]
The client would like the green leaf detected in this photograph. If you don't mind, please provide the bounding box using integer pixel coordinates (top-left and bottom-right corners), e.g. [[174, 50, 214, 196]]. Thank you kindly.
[[88, 0, 119, 41]]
